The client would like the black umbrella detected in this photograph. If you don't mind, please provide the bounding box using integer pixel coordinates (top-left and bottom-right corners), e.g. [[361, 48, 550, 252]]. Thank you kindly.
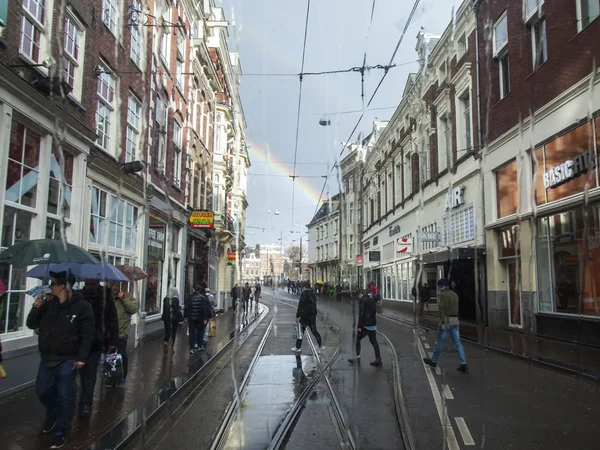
[[0, 239, 99, 268]]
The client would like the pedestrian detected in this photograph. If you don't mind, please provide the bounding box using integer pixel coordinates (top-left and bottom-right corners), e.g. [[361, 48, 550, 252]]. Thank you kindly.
[[242, 282, 251, 312], [184, 284, 211, 353], [348, 288, 382, 367], [291, 281, 323, 353], [26, 271, 94, 449], [420, 283, 430, 313], [111, 282, 139, 386], [203, 287, 216, 343], [254, 282, 261, 306], [231, 284, 239, 311], [78, 280, 118, 418], [423, 278, 469, 372], [162, 287, 183, 353]]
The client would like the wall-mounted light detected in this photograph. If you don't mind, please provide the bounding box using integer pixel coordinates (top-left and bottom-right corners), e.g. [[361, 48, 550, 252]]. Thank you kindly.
[[121, 160, 145, 174]]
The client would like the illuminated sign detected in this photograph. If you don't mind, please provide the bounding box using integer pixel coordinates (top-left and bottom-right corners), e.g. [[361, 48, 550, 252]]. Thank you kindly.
[[543, 150, 596, 189], [227, 252, 236, 266], [189, 210, 214, 229]]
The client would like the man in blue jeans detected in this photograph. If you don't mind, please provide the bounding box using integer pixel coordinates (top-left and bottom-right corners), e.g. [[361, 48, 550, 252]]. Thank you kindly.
[[423, 278, 469, 373], [27, 271, 95, 449]]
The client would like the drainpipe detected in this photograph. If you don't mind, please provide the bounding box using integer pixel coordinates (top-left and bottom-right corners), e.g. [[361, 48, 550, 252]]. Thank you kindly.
[[474, 0, 487, 328]]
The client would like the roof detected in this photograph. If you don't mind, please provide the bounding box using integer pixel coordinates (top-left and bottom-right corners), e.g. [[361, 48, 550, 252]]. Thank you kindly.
[[308, 193, 340, 227]]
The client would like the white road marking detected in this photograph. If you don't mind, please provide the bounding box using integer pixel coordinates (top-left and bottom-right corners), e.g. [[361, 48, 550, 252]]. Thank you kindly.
[[415, 338, 460, 450], [455, 417, 475, 446], [442, 384, 454, 400], [435, 366, 442, 375], [424, 343, 430, 349], [428, 352, 433, 358], [420, 336, 427, 341]]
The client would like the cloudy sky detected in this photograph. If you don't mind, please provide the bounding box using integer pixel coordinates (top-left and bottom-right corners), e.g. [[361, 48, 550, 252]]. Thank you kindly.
[[220, 0, 455, 247]]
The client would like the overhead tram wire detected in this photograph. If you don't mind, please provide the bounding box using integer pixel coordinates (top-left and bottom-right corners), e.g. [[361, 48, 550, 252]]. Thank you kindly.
[[311, 0, 422, 215], [290, 0, 312, 230]]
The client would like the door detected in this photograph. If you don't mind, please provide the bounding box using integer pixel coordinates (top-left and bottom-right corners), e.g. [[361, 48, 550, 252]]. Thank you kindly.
[[507, 261, 522, 327]]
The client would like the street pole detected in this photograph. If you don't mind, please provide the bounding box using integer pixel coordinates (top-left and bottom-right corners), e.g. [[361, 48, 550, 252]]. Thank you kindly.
[[299, 234, 302, 281], [280, 230, 283, 285]]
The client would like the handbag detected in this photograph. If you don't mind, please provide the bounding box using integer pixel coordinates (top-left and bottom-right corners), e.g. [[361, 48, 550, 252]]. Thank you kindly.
[[103, 353, 124, 384], [208, 319, 217, 337], [292, 322, 303, 340]]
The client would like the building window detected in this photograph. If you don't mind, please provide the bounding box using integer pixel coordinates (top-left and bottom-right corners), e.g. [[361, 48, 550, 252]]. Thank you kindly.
[[90, 187, 108, 245], [394, 163, 402, 203], [437, 114, 450, 173], [176, 28, 186, 89], [498, 53, 510, 99], [387, 171, 393, 211], [90, 188, 138, 251], [457, 32, 467, 59], [457, 90, 472, 153], [577, 0, 600, 31], [493, 12, 508, 56], [404, 152, 412, 197], [531, 18, 547, 69], [1, 207, 34, 334], [214, 185, 221, 212], [96, 65, 115, 152], [349, 202, 354, 225], [325, 223, 328, 239], [173, 121, 182, 187], [126, 96, 141, 163], [63, 14, 84, 99], [437, 61, 447, 83], [6, 122, 41, 208], [130, 1, 142, 66], [159, 0, 170, 66], [21, 0, 45, 63], [443, 204, 474, 245], [47, 147, 74, 219], [496, 160, 518, 218], [155, 95, 168, 170], [334, 219, 338, 235], [102, 0, 118, 35], [349, 174, 354, 192]]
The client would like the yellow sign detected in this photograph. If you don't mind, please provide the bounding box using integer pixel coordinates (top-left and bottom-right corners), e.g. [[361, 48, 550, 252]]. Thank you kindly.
[[227, 252, 236, 266], [189, 210, 214, 229]]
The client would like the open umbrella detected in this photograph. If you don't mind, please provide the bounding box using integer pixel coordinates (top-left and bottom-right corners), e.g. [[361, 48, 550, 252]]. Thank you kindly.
[[26, 262, 129, 282], [114, 265, 148, 281], [316, 280, 325, 284], [0, 239, 99, 268]]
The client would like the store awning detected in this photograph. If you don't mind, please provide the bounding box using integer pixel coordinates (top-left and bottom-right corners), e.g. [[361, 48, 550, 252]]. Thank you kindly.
[[421, 247, 485, 265]]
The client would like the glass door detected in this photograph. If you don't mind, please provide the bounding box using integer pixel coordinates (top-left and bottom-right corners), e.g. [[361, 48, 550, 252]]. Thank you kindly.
[[507, 261, 522, 327]]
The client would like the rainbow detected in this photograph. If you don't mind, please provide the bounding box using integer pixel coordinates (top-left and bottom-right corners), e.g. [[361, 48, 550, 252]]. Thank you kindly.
[[247, 139, 325, 207]]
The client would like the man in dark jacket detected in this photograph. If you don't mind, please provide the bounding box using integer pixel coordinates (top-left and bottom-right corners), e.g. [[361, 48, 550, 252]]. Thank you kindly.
[[78, 280, 118, 417], [185, 284, 212, 353], [26, 271, 95, 449], [231, 284, 239, 311], [242, 282, 251, 312], [292, 281, 323, 353], [348, 288, 382, 367]]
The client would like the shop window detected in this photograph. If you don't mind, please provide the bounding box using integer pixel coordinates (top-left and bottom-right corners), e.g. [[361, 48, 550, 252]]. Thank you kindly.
[[536, 205, 600, 315], [496, 160, 518, 218], [6, 122, 41, 208], [0, 207, 33, 334], [536, 122, 597, 205], [443, 204, 475, 245], [48, 147, 73, 219]]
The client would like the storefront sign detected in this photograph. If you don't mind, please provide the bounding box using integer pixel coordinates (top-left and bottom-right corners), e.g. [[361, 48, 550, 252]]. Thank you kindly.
[[396, 236, 413, 254], [445, 186, 465, 210], [368, 251, 380, 262], [421, 231, 440, 243], [363, 240, 371, 250], [227, 252, 237, 266], [356, 255, 364, 264], [305, 265, 310, 272], [148, 227, 165, 260], [388, 225, 401, 236], [543, 149, 596, 189], [189, 210, 214, 229]]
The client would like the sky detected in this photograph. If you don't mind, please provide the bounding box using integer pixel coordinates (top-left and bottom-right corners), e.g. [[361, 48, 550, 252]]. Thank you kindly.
[[219, 0, 455, 247]]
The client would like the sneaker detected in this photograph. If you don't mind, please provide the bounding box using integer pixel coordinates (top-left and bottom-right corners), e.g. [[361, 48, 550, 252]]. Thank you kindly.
[[190, 349, 195, 355], [198, 345, 206, 351], [423, 358, 437, 368], [457, 364, 469, 373], [79, 404, 91, 418], [370, 358, 383, 367], [347, 356, 361, 364], [42, 416, 56, 434], [50, 433, 66, 449], [291, 347, 301, 353]]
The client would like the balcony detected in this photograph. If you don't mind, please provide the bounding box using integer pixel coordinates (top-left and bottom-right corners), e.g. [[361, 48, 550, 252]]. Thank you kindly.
[[214, 212, 235, 244]]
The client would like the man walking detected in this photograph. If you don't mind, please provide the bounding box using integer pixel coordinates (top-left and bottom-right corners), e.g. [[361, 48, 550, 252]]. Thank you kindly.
[[348, 289, 382, 367], [254, 282, 261, 306], [423, 278, 469, 372], [185, 284, 211, 353], [242, 282, 251, 312], [27, 271, 94, 449], [111, 283, 139, 386], [231, 284, 239, 311], [292, 281, 323, 353], [79, 280, 118, 417]]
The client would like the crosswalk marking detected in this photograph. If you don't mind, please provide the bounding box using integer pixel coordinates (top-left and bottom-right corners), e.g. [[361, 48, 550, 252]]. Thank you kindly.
[[455, 417, 475, 445], [424, 343, 430, 349], [435, 366, 442, 375], [442, 384, 454, 400]]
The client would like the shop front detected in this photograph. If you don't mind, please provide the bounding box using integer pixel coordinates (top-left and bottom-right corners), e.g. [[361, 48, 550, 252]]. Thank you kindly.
[[186, 210, 213, 299]]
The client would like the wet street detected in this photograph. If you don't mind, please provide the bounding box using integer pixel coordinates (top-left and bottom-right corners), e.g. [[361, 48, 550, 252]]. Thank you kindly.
[[2, 289, 597, 449]]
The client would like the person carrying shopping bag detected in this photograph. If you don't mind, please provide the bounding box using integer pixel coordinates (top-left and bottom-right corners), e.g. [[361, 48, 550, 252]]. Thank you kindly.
[[162, 288, 183, 352]]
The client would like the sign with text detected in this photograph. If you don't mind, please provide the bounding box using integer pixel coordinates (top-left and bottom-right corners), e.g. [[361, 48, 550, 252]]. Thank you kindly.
[[445, 186, 465, 210], [148, 226, 165, 260], [368, 251, 381, 262], [356, 255, 364, 265], [227, 252, 237, 266], [421, 231, 440, 243], [388, 224, 401, 236], [189, 210, 214, 229], [396, 236, 413, 254], [543, 149, 596, 189]]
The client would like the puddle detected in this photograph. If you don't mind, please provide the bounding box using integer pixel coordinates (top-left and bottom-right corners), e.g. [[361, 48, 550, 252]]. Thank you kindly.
[[223, 354, 317, 450]]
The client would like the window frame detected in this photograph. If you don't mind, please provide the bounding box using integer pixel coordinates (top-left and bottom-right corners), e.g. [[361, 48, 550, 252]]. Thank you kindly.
[[576, 0, 600, 32], [20, 0, 46, 63], [62, 13, 85, 100], [130, 0, 142, 66], [96, 65, 116, 152], [126, 95, 142, 163], [531, 17, 548, 69], [102, 0, 119, 36], [493, 12, 508, 57]]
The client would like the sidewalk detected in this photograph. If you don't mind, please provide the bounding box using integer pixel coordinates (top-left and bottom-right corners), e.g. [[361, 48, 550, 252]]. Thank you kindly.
[[315, 293, 600, 379], [0, 303, 264, 450]]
